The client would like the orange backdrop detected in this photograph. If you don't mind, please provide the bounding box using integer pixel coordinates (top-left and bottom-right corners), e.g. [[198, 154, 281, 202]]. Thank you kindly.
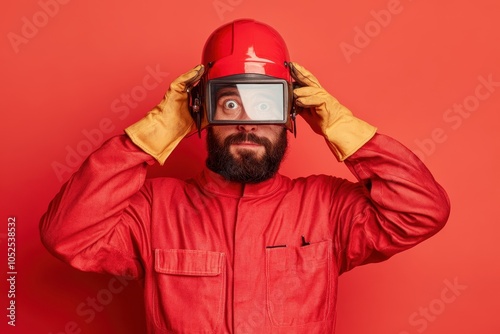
[[2, 0, 499, 333]]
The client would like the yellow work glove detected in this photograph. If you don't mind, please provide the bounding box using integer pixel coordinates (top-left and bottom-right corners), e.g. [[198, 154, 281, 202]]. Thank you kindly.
[[290, 62, 377, 161], [125, 65, 205, 165]]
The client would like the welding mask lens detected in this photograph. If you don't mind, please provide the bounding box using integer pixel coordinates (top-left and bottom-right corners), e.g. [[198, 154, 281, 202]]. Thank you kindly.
[[207, 77, 289, 125]]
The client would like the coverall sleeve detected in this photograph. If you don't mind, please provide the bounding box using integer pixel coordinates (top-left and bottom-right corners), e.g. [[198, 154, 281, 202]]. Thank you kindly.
[[40, 135, 155, 278], [335, 133, 450, 273]]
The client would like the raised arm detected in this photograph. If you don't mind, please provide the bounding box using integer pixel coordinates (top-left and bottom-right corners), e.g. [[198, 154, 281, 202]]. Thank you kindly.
[[290, 62, 450, 273], [338, 133, 450, 272], [40, 65, 206, 277]]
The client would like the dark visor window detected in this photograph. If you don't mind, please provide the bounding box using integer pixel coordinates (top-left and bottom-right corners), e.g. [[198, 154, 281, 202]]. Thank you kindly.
[[210, 83, 285, 123]]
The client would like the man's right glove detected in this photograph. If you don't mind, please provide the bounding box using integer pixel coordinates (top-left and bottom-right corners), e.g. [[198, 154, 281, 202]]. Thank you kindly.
[[290, 62, 377, 161], [125, 65, 205, 165]]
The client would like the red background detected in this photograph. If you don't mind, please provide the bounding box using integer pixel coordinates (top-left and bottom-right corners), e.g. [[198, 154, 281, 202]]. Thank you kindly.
[[2, 0, 500, 333]]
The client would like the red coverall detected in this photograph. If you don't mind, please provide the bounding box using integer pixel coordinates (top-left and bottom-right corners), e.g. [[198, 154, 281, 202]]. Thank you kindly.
[[40, 133, 450, 334]]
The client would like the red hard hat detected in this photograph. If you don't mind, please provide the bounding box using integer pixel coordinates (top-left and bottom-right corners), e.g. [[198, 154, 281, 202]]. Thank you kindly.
[[201, 19, 291, 81], [187, 19, 297, 137]]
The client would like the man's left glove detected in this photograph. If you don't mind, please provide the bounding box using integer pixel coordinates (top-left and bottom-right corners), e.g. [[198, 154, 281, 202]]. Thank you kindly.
[[125, 65, 205, 165], [290, 62, 377, 161]]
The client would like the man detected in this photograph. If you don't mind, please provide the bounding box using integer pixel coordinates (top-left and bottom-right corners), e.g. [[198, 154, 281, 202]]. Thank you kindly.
[[40, 19, 450, 333]]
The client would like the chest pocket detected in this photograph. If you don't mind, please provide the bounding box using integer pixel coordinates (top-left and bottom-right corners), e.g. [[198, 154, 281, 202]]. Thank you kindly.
[[265, 239, 333, 326], [153, 249, 226, 333]]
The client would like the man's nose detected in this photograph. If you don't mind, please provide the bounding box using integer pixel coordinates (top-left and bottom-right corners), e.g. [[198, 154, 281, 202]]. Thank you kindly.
[[237, 123, 257, 132]]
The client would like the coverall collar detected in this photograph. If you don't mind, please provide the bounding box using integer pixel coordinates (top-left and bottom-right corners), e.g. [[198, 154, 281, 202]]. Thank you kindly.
[[197, 167, 284, 198]]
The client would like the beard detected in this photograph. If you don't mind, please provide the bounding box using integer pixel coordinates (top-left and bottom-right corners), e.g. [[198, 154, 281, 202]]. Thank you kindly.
[[206, 128, 288, 184]]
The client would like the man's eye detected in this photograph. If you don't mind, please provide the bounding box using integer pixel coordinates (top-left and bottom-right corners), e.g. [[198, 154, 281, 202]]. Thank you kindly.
[[255, 102, 270, 111], [224, 100, 239, 110]]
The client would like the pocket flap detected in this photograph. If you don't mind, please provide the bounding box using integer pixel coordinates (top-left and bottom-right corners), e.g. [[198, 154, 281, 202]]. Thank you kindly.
[[154, 249, 224, 276]]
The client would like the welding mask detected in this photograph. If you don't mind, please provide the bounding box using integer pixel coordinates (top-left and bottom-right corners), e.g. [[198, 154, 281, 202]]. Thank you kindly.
[[189, 19, 297, 136]]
